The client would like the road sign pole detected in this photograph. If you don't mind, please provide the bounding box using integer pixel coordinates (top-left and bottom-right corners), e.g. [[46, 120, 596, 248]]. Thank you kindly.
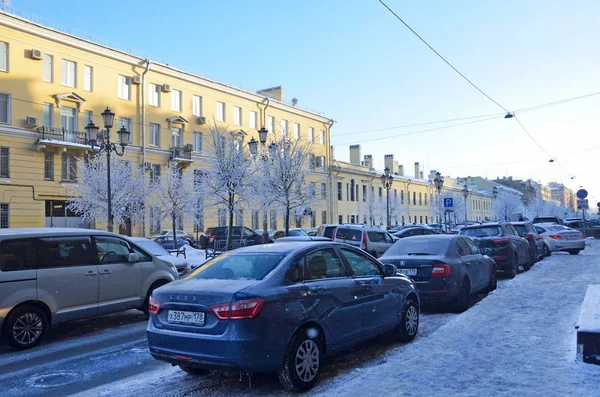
[[583, 208, 587, 239]]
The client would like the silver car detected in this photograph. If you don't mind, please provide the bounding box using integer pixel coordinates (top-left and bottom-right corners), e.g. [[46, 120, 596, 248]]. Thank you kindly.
[[332, 225, 396, 258], [534, 223, 585, 255], [0, 228, 178, 350]]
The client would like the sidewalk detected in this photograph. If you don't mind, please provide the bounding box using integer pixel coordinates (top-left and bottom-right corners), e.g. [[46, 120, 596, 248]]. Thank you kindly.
[[313, 241, 600, 397]]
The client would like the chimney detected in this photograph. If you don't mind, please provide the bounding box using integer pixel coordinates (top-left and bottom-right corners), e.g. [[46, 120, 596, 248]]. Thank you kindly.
[[420, 171, 424, 179], [330, 145, 335, 161], [398, 165, 404, 176], [363, 154, 373, 169], [414, 162, 420, 179], [384, 154, 394, 172], [349, 145, 361, 165], [429, 170, 437, 180], [256, 86, 284, 102]]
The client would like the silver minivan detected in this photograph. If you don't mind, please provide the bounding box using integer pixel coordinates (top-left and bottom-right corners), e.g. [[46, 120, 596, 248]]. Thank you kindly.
[[333, 225, 396, 258], [0, 228, 178, 350]]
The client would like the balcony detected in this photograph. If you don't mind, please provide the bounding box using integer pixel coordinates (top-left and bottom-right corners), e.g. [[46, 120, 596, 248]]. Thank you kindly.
[[36, 126, 90, 150], [170, 146, 193, 165]]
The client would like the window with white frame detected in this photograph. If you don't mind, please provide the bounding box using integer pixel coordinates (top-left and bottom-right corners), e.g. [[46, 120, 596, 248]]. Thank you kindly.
[[61, 154, 77, 182], [60, 107, 76, 131], [118, 75, 130, 100], [149, 207, 161, 234], [43, 103, 53, 127], [0, 42, 7, 72], [310, 182, 316, 197], [319, 130, 324, 145], [192, 95, 202, 116], [193, 132, 202, 152], [117, 117, 133, 143], [44, 152, 54, 181], [281, 120, 288, 137], [267, 116, 274, 132], [61, 59, 76, 87], [249, 111, 257, 129], [308, 127, 314, 143], [233, 106, 242, 126], [0, 147, 9, 178], [171, 89, 182, 112], [149, 123, 160, 146], [42, 54, 53, 82], [294, 123, 300, 139], [216, 102, 225, 122], [84, 110, 93, 127], [149, 83, 160, 107], [321, 183, 327, 199], [83, 65, 93, 91], [150, 164, 161, 183], [171, 127, 183, 148]]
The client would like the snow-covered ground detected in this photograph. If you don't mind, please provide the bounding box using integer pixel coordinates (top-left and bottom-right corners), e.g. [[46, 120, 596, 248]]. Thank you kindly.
[[172, 245, 210, 269]]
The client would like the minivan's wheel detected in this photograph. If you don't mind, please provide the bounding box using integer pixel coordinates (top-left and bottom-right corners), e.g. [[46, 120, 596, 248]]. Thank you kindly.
[[487, 268, 497, 292], [179, 365, 209, 376], [141, 280, 169, 316], [278, 328, 322, 392], [454, 279, 470, 313], [542, 244, 551, 258], [5, 305, 48, 350], [396, 298, 419, 342], [568, 250, 581, 255]]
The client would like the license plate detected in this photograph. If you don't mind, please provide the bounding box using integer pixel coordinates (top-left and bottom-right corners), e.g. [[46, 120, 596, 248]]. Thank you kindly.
[[167, 310, 205, 326], [397, 268, 418, 276]]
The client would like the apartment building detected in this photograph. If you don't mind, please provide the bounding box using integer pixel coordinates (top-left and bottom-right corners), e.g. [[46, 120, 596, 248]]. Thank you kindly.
[[0, 10, 333, 233]]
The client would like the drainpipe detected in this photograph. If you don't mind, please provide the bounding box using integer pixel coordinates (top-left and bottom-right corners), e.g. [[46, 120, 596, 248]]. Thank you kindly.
[[261, 96, 270, 129], [326, 119, 335, 223], [141, 59, 150, 237]]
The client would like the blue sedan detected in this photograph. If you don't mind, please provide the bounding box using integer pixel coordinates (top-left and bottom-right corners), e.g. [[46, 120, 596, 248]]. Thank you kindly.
[[147, 242, 419, 392], [153, 236, 189, 250]]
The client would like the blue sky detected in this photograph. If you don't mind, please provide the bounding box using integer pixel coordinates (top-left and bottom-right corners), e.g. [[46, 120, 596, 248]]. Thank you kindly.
[[13, 0, 600, 205]]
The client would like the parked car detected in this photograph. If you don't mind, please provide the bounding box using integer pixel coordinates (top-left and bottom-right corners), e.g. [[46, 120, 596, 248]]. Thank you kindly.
[[153, 236, 189, 250], [393, 226, 437, 239], [510, 221, 544, 262], [534, 223, 585, 255], [379, 235, 496, 312], [459, 222, 532, 277], [273, 228, 309, 240], [532, 216, 564, 225], [427, 223, 446, 234], [564, 220, 600, 239], [305, 227, 319, 236], [147, 242, 419, 392], [128, 237, 190, 276], [0, 228, 178, 350], [150, 229, 196, 246], [449, 222, 475, 234], [315, 224, 339, 239], [332, 224, 396, 258], [274, 236, 331, 243], [254, 228, 276, 239], [205, 226, 269, 248]]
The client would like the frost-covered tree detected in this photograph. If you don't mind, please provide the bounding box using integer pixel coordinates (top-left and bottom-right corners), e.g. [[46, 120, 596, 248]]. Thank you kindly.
[[67, 155, 146, 231], [494, 189, 524, 221]]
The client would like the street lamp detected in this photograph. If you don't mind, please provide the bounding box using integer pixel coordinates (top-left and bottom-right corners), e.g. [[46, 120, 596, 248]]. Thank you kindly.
[[433, 171, 444, 227], [492, 186, 498, 220], [248, 128, 273, 244], [85, 107, 130, 233], [462, 183, 470, 222], [380, 167, 393, 229]]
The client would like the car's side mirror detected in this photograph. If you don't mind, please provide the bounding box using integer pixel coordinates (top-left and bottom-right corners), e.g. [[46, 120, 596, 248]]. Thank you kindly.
[[128, 253, 139, 263], [384, 264, 398, 277], [481, 248, 492, 256]]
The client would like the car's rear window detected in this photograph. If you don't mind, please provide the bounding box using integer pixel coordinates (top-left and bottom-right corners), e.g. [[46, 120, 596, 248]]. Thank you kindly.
[[335, 228, 362, 242], [186, 253, 285, 280], [209, 227, 227, 235], [460, 227, 501, 237], [323, 226, 337, 239], [512, 225, 526, 235], [385, 238, 450, 256]]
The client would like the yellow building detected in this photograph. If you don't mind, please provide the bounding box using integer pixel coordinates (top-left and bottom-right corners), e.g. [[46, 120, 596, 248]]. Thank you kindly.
[[0, 11, 334, 234]]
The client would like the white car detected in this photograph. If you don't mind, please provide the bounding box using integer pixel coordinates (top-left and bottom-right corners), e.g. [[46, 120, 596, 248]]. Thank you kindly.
[[128, 237, 190, 276], [534, 223, 585, 256]]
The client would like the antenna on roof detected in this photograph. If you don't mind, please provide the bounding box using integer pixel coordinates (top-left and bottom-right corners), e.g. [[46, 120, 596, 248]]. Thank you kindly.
[[1, 0, 12, 11]]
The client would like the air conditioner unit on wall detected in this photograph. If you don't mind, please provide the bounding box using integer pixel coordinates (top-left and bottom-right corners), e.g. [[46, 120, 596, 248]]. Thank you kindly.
[[161, 84, 172, 93], [30, 49, 43, 60], [25, 116, 38, 128], [131, 75, 142, 85], [197, 116, 206, 125]]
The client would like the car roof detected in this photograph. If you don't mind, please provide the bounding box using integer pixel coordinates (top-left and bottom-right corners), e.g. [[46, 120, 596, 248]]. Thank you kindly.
[[336, 224, 384, 231], [396, 234, 457, 241], [461, 223, 502, 229], [232, 241, 340, 255], [0, 228, 116, 238], [274, 236, 331, 243], [509, 221, 531, 225]]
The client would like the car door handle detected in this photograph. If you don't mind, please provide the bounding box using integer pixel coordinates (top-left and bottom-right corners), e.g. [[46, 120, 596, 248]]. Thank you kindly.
[[101, 269, 112, 275], [85, 270, 97, 277], [308, 286, 327, 293], [465, 262, 471, 265], [356, 281, 373, 288]]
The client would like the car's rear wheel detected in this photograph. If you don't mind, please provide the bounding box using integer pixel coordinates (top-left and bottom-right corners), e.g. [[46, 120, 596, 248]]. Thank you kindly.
[[179, 365, 209, 376], [4, 305, 48, 350], [487, 267, 497, 292], [453, 279, 470, 313], [568, 250, 581, 255], [396, 298, 419, 342], [278, 328, 323, 392], [542, 244, 551, 258]]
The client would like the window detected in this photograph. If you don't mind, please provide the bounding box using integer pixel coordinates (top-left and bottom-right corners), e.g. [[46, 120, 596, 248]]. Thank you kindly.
[[267, 116, 275, 132], [149, 123, 160, 146], [337, 182, 343, 200], [338, 215, 343, 224], [413, 191, 417, 205], [319, 130, 324, 145], [465, 238, 481, 255], [43, 103, 53, 127], [314, 155, 326, 172], [306, 249, 347, 279], [0, 41, 7, 72], [216, 102, 225, 121], [456, 239, 472, 257], [149, 207, 161, 234], [44, 152, 54, 181], [83, 110, 93, 127], [95, 237, 131, 264], [281, 120, 288, 137], [310, 182, 316, 197], [270, 209, 277, 230], [171, 127, 183, 147], [322, 211, 327, 225], [61, 59, 76, 87], [37, 237, 93, 267], [340, 248, 382, 277], [61, 154, 77, 182], [118, 75, 130, 100], [117, 117, 133, 143], [43, 54, 53, 82], [150, 164, 161, 183], [0, 93, 10, 124], [149, 83, 161, 107], [218, 208, 227, 227], [233, 106, 242, 126], [0, 239, 35, 271], [171, 89, 182, 112], [249, 111, 257, 129], [0, 203, 7, 228], [425, 193, 428, 206], [0, 147, 9, 178], [308, 154, 315, 170], [83, 65, 93, 91], [192, 132, 203, 152], [60, 107, 76, 132], [321, 183, 327, 199], [251, 210, 259, 230], [294, 123, 300, 139], [419, 192, 422, 206], [308, 127, 315, 143]]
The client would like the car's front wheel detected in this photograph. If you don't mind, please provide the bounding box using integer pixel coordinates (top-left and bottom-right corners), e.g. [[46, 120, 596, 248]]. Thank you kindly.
[[396, 298, 419, 342], [278, 328, 323, 392], [568, 250, 581, 255], [4, 305, 48, 350]]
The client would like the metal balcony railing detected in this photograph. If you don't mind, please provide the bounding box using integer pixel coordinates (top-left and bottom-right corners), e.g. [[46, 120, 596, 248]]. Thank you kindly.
[[37, 127, 89, 145], [170, 147, 192, 160]]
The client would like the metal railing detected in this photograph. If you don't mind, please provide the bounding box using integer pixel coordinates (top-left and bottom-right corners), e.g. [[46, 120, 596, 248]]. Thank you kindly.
[[170, 147, 192, 160], [37, 127, 89, 145]]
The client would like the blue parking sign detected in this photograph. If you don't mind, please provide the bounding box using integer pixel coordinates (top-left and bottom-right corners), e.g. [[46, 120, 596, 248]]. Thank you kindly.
[[444, 198, 454, 208]]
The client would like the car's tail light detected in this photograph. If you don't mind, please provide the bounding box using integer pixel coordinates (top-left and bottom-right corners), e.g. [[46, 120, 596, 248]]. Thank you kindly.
[[211, 299, 265, 320], [549, 235, 562, 240], [492, 237, 509, 245], [580, 233, 584, 239], [148, 296, 161, 315], [208, 235, 216, 243], [535, 237, 543, 241], [361, 231, 367, 250], [183, 262, 190, 274], [432, 262, 451, 277]]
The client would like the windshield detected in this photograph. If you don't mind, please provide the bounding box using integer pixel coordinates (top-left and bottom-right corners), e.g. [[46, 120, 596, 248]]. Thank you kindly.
[[460, 227, 501, 237], [135, 240, 169, 256], [185, 253, 285, 280], [385, 238, 450, 256]]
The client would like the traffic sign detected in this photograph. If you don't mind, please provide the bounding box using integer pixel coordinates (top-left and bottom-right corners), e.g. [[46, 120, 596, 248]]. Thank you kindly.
[[443, 198, 454, 208], [577, 199, 589, 210], [577, 189, 588, 199], [597, 201, 600, 208]]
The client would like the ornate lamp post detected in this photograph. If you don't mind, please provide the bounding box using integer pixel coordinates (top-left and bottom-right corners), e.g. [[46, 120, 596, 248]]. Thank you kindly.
[[462, 183, 470, 222], [492, 185, 498, 220], [248, 127, 272, 243], [380, 167, 393, 229], [433, 171, 444, 226], [85, 107, 130, 232]]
